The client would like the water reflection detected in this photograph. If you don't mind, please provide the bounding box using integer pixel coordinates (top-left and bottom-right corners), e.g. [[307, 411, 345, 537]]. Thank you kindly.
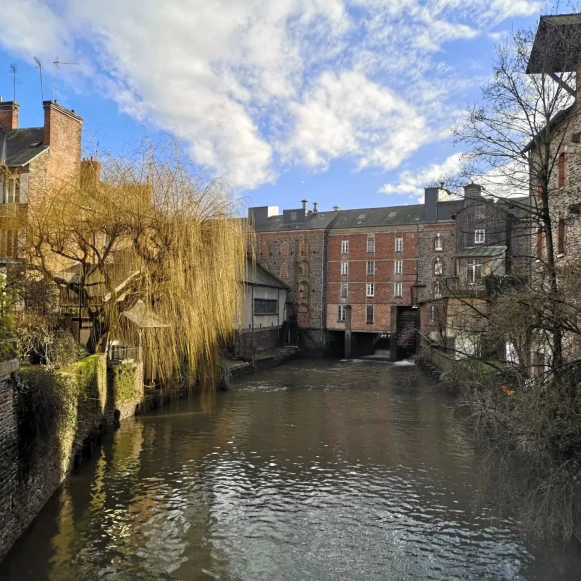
[[2, 359, 581, 580]]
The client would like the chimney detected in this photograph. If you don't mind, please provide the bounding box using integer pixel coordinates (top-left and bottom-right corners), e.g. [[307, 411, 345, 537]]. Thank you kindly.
[[81, 157, 102, 189], [0, 101, 19, 131], [464, 183, 483, 201], [43, 100, 83, 145], [423, 186, 440, 222], [312, 202, 318, 213], [333, 205, 340, 212], [301, 199, 308, 211]]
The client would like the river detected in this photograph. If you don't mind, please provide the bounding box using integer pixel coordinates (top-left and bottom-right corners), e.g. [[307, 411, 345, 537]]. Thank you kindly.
[[2, 359, 581, 580]]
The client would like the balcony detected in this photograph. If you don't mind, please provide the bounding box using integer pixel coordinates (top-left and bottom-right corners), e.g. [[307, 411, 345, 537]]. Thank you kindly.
[[445, 277, 487, 299]]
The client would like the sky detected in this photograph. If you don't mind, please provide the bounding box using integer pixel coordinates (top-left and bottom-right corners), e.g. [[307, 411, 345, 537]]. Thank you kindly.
[[0, 0, 550, 213]]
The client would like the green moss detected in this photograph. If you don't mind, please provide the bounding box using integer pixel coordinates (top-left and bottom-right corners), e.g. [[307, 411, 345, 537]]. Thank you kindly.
[[108, 363, 138, 404]]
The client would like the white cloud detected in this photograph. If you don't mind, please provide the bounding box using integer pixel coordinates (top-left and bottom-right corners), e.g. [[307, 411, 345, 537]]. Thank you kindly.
[[0, 0, 542, 190], [379, 154, 463, 201]]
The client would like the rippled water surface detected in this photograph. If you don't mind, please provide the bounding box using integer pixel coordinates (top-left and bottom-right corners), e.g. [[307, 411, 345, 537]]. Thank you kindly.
[[3, 359, 581, 580]]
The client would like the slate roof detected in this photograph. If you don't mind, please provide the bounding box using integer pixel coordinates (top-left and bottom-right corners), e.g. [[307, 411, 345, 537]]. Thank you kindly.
[[253, 210, 337, 232], [243, 257, 286, 289], [435, 199, 463, 221], [456, 246, 507, 258], [330, 204, 425, 229], [1, 127, 48, 167]]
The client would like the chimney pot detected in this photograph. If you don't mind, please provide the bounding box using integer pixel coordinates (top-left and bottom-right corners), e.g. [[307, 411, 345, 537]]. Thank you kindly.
[[313, 202, 318, 213], [333, 205, 340, 212], [301, 199, 308, 211]]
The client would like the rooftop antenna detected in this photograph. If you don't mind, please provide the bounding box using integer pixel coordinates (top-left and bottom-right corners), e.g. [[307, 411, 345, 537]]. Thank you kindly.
[[34, 57, 44, 101], [10, 64, 19, 101], [52, 57, 79, 101]]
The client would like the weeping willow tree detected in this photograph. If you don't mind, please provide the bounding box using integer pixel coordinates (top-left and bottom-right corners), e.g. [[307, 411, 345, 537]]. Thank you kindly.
[[23, 140, 249, 397]]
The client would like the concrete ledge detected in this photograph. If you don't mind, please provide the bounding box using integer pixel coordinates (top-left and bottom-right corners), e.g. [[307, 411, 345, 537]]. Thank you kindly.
[[0, 359, 19, 379]]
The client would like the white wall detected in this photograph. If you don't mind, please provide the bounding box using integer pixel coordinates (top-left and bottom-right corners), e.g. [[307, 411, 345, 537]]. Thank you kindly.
[[238, 284, 287, 331]]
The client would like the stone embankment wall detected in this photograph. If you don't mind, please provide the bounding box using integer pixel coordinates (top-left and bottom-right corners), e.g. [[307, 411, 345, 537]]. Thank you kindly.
[[0, 355, 143, 561]]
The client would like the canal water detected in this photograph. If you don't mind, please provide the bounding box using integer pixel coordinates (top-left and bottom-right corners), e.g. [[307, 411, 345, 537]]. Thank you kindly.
[[2, 359, 581, 580]]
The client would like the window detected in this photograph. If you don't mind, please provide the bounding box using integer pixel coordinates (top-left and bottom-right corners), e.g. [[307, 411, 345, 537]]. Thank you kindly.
[[299, 240, 309, 257], [2, 176, 20, 204], [366, 260, 375, 275], [341, 283, 348, 298], [259, 243, 269, 259], [341, 261, 348, 276], [394, 259, 402, 275], [558, 152, 567, 188], [291, 211, 298, 221], [558, 214, 566, 254], [298, 282, 309, 300], [341, 240, 349, 254], [279, 263, 289, 279], [474, 205, 485, 220], [428, 304, 437, 323], [434, 234, 443, 251], [366, 283, 374, 297], [280, 241, 290, 258], [434, 282, 442, 299], [394, 282, 403, 297], [254, 299, 278, 315], [367, 237, 375, 253], [434, 258, 442, 276], [298, 261, 309, 278], [298, 305, 309, 328], [395, 237, 403, 252], [474, 229, 485, 244], [337, 305, 347, 322], [2, 230, 18, 258], [466, 260, 482, 284], [366, 305, 374, 324]]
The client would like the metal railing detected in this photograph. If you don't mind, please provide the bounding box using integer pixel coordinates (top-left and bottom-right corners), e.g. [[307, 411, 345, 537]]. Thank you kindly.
[[108, 345, 141, 364]]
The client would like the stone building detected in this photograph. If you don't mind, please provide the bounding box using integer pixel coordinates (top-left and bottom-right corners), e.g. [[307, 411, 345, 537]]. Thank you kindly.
[[250, 201, 336, 354]]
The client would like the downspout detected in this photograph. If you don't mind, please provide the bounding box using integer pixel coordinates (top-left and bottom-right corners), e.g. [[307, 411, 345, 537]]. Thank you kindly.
[[251, 284, 254, 357], [321, 229, 325, 351]]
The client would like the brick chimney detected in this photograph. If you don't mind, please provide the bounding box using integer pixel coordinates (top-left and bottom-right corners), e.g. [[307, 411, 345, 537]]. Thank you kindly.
[[81, 157, 102, 189], [464, 183, 483, 200], [0, 100, 19, 131], [43, 100, 83, 146]]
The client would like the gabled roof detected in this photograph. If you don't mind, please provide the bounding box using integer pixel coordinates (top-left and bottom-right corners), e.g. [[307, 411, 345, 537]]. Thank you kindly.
[[243, 257, 286, 289], [330, 204, 425, 229], [3, 127, 48, 167], [253, 211, 337, 232], [527, 14, 581, 74], [457, 246, 507, 258]]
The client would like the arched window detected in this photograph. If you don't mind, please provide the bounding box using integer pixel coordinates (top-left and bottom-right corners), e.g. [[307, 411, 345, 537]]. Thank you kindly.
[[434, 234, 443, 251], [434, 257, 443, 276], [280, 241, 290, 258], [434, 282, 442, 299], [279, 263, 289, 279], [298, 282, 309, 300], [298, 261, 309, 278], [299, 240, 309, 257], [298, 305, 309, 328], [259, 242, 269, 259]]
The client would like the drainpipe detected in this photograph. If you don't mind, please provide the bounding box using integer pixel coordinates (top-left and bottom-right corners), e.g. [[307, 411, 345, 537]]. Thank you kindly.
[[251, 284, 254, 357], [321, 229, 325, 352]]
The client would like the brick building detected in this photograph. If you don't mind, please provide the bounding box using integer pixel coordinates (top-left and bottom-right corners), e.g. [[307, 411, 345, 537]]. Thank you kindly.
[[250, 201, 336, 354], [0, 99, 83, 264]]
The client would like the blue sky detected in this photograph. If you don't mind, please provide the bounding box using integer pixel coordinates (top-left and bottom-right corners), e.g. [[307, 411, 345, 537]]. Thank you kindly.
[[0, 0, 549, 213]]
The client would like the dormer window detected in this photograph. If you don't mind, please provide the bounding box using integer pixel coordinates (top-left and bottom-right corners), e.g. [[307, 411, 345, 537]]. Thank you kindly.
[[291, 211, 298, 221]]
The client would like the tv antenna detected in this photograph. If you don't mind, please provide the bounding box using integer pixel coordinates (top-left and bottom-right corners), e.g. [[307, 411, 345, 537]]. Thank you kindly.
[[34, 57, 44, 101], [52, 57, 79, 100], [10, 64, 20, 101]]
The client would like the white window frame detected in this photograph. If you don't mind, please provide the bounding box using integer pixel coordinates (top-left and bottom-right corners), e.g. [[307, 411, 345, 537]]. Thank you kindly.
[[366, 260, 375, 275], [466, 260, 482, 284], [475, 229, 486, 244], [366, 304, 374, 324], [367, 237, 375, 253], [395, 237, 403, 252], [434, 258, 442, 276], [341, 240, 349, 254], [338, 305, 347, 322], [434, 282, 442, 299], [366, 283, 374, 297], [434, 234, 442, 251], [2, 176, 20, 204], [341, 261, 349, 276], [341, 283, 348, 298], [395, 259, 402, 275], [428, 304, 437, 323], [394, 282, 403, 297]]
